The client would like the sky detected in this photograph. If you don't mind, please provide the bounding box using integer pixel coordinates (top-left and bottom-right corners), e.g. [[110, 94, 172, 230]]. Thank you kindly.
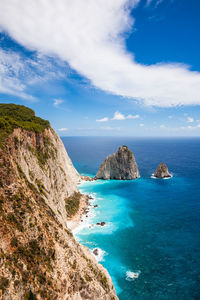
[[0, 0, 200, 137]]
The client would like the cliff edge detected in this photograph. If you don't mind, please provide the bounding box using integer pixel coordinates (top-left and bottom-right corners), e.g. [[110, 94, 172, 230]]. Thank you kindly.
[[95, 145, 139, 180], [0, 104, 118, 299]]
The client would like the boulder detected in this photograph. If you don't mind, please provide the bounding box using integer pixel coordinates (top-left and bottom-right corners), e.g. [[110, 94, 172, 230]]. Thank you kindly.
[[93, 248, 99, 256]]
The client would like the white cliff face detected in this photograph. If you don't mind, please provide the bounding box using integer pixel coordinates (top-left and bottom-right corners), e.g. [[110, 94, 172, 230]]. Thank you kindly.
[[12, 127, 80, 227], [0, 127, 118, 299], [95, 145, 140, 180]]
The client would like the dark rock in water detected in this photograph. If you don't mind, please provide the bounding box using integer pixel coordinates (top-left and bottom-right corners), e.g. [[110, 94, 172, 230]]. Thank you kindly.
[[95, 145, 139, 180], [154, 163, 171, 178], [93, 248, 99, 256], [94, 205, 98, 208], [96, 222, 106, 226]]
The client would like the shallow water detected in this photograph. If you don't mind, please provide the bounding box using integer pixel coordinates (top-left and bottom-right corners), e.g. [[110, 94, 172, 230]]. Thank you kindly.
[[62, 137, 200, 300]]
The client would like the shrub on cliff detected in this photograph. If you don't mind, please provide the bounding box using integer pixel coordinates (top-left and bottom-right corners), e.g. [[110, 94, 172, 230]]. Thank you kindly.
[[0, 103, 49, 147], [65, 192, 81, 218]]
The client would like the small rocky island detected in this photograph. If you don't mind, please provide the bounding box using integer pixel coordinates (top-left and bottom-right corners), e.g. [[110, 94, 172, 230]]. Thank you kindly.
[[95, 145, 139, 180], [154, 163, 171, 178]]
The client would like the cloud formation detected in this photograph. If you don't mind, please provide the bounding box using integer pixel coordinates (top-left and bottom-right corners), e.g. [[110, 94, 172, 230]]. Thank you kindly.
[[112, 111, 140, 120], [187, 117, 194, 123], [53, 99, 64, 107], [0, 0, 200, 106], [96, 117, 109, 122], [57, 127, 68, 132], [0, 48, 66, 100]]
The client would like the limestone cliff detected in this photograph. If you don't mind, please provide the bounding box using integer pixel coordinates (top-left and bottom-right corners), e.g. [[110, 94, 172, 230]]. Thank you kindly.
[[95, 145, 139, 180], [154, 163, 171, 178], [0, 104, 118, 300]]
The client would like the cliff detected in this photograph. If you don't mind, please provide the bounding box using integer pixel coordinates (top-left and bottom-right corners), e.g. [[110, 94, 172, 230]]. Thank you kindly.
[[95, 145, 139, 180], [0, 104, 118, 299], [154, 163, 171, 178]]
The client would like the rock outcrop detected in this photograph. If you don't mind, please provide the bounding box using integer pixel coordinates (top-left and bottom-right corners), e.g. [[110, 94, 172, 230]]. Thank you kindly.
[[95, 145, 139, 180], [154, 163, 171, 178], [0, 104, 118, 300]]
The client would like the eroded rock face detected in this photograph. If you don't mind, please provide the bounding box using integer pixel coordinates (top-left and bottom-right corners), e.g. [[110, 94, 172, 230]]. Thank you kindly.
[[154, 163, 171, 178], [95, 145, 139, 180], [0, 122, 118, 299]]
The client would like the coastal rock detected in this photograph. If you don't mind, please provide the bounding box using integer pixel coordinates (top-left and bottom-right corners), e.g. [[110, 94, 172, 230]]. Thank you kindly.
[[96, 222, 106, 226], [93, 248, 99, 256], [95, 145, 139, 180], [154, 163, 171, 178], [81, 175, 93, 181]]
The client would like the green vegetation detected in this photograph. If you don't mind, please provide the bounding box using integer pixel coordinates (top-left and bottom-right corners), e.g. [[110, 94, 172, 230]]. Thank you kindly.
[[0, 103, 49, 147], [7, 213, 24, 232], [65, 192, 81, 218], [26, 137, 57, 169], [35, 179, 47, 198], [35, 146, 49, 169], [0, 276, 9, 291], [11, 237, 18, 248], [24, 291, 37, 300]]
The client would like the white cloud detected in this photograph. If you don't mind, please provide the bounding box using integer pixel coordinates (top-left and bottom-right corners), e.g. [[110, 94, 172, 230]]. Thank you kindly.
[[0, 49, 36, 100], [168, 115, 173, 119], [53, 99, 64, 107], [127, 114, 140, 119], [140, 123, 144, 126], [112, 111, 125, 120], [160, 124, 166, 129], [0, 48, 66, 100], [96, 117, 109, 122], [57, 127, 68, 132], [112, 111, 140, 120], [187, 117, 194, 123], [0, 1, 200, 107]]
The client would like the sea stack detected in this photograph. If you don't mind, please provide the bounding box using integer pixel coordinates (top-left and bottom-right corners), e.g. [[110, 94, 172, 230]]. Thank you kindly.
[[95, 145, 139, 180], [154, 163, 171, 178]]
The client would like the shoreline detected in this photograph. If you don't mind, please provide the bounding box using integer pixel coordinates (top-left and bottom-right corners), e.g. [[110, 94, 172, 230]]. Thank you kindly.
[[67, 191, 92, 230]]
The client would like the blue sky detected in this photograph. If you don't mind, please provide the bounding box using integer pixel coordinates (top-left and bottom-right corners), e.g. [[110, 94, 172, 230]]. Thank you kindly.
[[0, 0, 200, 136]]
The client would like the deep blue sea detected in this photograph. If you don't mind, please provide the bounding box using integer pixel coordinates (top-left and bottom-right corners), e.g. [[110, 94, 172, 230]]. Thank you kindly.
[[62, 137, 200, 300]]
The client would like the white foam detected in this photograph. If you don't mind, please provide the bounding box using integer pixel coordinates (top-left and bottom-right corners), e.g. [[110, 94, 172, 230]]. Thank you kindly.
[[126, 270, 141, 281], [91, 247, 107, 262], [72, 193, 97, 235], [151, 173, 173, 179]]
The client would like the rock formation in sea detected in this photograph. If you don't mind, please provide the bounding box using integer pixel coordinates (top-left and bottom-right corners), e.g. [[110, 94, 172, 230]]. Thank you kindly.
[[95, 145, 139, 180], [0, 104, 118, 299], [154, 162, 171, 178]]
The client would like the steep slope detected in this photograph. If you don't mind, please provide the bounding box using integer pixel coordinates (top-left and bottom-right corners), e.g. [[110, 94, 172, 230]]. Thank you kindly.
[[0, 104, 118, 300], [95, 145, 139, 180]]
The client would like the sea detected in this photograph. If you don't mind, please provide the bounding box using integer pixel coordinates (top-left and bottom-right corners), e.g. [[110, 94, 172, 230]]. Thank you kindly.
[[62, 137, 200, 300]]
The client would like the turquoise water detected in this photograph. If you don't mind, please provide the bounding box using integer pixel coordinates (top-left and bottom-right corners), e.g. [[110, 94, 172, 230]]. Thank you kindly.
[[62, 137, 200, 299]]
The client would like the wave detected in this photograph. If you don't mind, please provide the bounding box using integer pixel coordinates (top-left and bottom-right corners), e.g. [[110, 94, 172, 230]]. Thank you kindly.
[[91, 247, 107, 262], [151, 173, 173, 180], [126, 270, 141, 281]]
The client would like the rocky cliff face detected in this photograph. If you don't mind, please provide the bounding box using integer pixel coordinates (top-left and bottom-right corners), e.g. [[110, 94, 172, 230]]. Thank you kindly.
[[154, 163, 171, 178], [95, 145, 139, 180], [0, 105, 118, 300]]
